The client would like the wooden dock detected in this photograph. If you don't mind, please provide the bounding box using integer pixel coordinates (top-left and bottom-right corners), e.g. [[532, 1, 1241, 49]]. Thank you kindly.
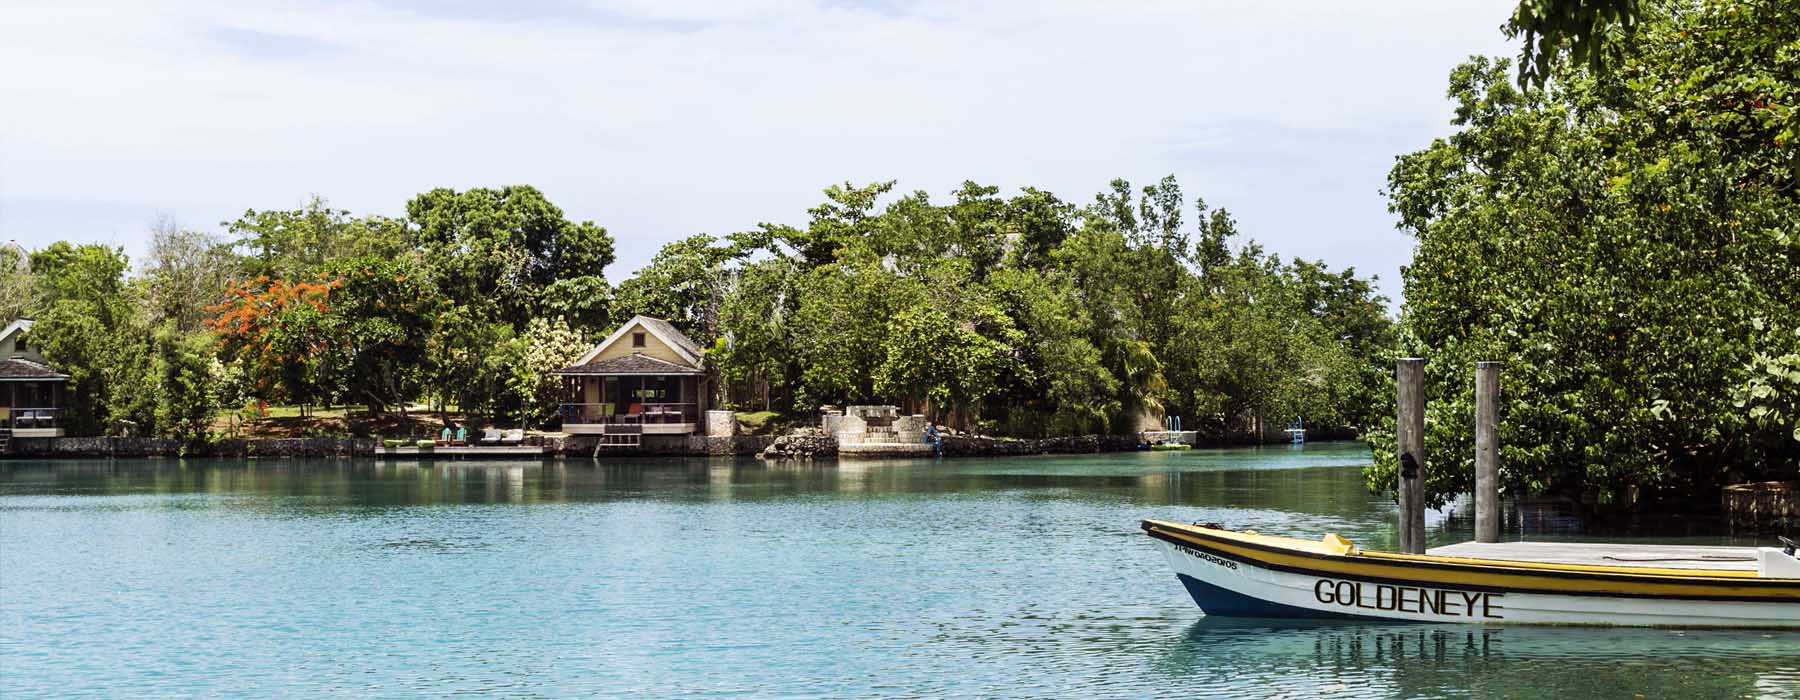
[[377, 446, 548, 459], [1427, 541, 1760, 571]]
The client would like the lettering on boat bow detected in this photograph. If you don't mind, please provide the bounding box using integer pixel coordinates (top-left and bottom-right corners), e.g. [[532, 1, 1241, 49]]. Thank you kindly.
[[1175, 544, 1239, 570]]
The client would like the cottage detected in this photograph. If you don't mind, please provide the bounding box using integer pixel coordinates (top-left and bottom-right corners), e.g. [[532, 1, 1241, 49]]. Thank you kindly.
[[550, 316, 708, 436], [0, 319, 69, 439]]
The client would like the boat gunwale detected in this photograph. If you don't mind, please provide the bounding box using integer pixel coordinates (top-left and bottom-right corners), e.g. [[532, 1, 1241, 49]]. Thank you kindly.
[[1143, 520, 1800, 602]]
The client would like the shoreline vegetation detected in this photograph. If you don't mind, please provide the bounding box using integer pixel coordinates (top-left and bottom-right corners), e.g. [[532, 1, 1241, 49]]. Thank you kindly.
[[2, 0, 1794, 520]]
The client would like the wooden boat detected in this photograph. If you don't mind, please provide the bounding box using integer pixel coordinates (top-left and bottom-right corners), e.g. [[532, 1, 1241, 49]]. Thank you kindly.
[[1142, 519, 1800, 628]]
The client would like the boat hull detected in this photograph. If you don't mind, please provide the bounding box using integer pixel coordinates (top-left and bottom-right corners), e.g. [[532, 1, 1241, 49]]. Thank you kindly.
[[1148, 526, 1800, 628]]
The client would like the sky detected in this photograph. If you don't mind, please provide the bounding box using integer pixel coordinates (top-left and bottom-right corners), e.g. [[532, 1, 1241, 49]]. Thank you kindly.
[[0, 0, 1517, 305]]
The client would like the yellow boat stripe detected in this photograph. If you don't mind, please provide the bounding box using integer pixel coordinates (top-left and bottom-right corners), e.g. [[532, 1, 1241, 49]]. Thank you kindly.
[[1144, 521, 1800, 602]]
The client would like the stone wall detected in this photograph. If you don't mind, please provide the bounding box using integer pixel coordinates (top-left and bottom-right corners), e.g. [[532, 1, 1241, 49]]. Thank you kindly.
[[11, 436, 376, 458], [938, 434, 1139, 457], [758, 433, 837, 460]]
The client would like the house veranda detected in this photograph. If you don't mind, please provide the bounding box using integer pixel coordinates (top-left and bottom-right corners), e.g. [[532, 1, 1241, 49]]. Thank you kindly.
[[551, 316, 709, 436]]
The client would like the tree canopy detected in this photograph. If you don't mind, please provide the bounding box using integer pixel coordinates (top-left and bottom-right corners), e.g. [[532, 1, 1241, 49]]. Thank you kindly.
[[1375, 0, 1800, 508]]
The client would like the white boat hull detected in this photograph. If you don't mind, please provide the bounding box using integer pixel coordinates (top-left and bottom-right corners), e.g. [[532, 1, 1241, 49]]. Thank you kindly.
[[1154, 538, 1800, 628]]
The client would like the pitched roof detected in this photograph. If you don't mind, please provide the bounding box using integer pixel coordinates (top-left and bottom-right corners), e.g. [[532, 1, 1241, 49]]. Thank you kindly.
[[0, 358, 67, 381], [635, 316, 703, 360], [572, 315, 704, 367], [0, 319, 33, 344], [552, 353, 704, 376]]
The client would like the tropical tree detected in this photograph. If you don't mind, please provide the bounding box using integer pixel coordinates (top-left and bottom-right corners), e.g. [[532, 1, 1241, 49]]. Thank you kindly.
[[1374, 0, 1800, 507], [405, 185, 614, 331]]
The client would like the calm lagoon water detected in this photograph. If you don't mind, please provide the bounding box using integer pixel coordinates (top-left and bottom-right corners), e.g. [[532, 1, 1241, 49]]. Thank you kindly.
[[3, 443, 1797, 699]]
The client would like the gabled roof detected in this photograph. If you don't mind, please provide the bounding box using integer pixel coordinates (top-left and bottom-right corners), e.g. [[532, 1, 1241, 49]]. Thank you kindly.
[[572, 315, 703, 367], [0, 358, 67, 382], [0, 318, 33, 344], [551, 353, 705, 376]]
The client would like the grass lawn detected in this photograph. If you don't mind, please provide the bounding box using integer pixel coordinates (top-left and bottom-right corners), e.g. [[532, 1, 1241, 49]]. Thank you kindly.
[[735, 410, 794, 435]]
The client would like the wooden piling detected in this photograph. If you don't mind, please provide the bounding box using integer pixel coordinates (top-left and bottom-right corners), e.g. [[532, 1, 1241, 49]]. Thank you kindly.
[[1396, 358, 1427, 554], [1474, 361, 1501, 543]]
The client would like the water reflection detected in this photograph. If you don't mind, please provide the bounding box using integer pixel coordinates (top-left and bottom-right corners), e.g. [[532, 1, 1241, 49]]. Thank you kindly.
[[1164, 618, 1800, 699]]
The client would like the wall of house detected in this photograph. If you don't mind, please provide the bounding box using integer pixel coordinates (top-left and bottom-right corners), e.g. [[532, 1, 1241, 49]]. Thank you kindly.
[[1, 331, 47, 363], [589, 321, 694, 367]]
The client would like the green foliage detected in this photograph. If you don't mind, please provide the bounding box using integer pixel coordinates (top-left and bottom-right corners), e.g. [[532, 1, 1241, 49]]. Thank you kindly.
[[1507, 0, 1642, 87], [696, 176, 1392, 436], [30, 242, 132, 322], [322, 256, 441, 411], [18, 174, 1390, 444], [490, 317, 588, 424], [154, 327, 220, 444], [712, 257, 801, 411], [1380, 0, 1800, 506], [32, 302, 112, 435], [613, 234, 741, 347], [406, 185, 615, 331], [229, 195, 408, 280], [142, 219, 240, 332]]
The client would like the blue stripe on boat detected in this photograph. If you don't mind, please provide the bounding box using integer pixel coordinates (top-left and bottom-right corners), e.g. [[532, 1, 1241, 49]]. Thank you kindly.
[[1175, 574, 1380, 620]]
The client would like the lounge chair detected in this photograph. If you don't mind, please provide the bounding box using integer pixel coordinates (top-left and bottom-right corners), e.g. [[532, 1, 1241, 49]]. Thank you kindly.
[[500, 429, 525, 446], [452, 425, 469, 447], [438, 427, 452, 446], [624, 403, 643, 424], [478, 428, 504, 446]]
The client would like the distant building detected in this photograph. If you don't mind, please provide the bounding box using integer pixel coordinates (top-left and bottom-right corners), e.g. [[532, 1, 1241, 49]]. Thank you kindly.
[[549, 316, 709, 436], [0, 319, 69, 439]]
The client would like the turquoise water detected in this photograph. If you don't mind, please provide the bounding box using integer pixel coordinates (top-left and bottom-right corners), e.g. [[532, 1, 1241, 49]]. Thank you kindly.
[[2, 443, 1796, 699]]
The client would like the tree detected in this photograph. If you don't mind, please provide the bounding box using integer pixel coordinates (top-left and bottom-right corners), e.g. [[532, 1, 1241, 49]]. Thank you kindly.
[[1376, 0, 1800, 508], [712, 257, 802, 411], [30, 242, 132, 323], [208, 276, 340, 411], [1507, 0, 1642, 87], [0, 243, 44, 321], [985, 268, 1117, 436], [143, 217, 241, 332], [613, 234, 740, 346], [322, 256, 441, 411], [31, 302, 112, 435], [229, 195, 408, 279], [490, 317, 588, 425], [405, 186, 615, 331], [872, 274, 1028, 429], [154, 327, 220, 444]]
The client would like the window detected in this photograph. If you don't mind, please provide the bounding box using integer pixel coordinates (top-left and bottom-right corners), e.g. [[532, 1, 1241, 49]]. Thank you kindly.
[[632, 332, 646, 348]]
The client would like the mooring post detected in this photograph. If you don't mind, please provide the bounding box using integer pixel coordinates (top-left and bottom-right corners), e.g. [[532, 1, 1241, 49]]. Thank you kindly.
[[1396, 358, 1427, 554], [1474, 361, 1501, 543]]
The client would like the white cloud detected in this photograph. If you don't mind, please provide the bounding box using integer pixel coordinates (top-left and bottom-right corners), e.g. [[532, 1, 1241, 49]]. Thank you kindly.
[[0, 0, 1515, 301]]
